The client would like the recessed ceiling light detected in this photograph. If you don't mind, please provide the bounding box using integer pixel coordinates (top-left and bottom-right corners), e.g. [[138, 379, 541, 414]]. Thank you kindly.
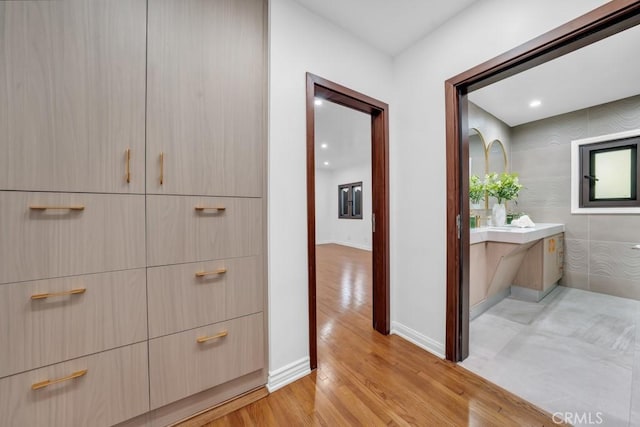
[[323, 161, 329, 166], [314, 99, 323, 106], [320, 143, 328, 149], [529, 99, 542, 108]]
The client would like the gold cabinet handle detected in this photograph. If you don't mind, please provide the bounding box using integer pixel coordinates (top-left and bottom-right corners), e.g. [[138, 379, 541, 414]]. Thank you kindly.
[[195, 268, 227, 278], [159, 152, 164, 185], [29, 205, 85, 211], [32, 369, 88, 390], [31, 288, 87, 300], [194, 206, 226, 212], [125, 148, 131, 183], [196, 331, 228, 344]]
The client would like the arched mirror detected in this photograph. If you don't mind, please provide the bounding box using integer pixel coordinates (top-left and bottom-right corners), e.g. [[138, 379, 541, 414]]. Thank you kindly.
[[486, 139, 508, 175], [469, 128, 486, 179]]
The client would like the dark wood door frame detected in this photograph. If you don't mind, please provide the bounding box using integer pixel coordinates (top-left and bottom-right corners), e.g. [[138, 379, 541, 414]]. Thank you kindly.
[[445, 0, 640, 361], [306, 73, 390, 369]]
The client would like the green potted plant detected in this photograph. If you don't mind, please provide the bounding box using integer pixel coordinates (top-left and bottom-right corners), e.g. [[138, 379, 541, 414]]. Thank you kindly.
[[469, 175, 484, 228], [484, 172, 523, 226]]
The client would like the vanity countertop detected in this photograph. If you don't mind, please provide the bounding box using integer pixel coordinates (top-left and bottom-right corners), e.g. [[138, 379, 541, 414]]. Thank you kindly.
[[470, 223, 564, 245]]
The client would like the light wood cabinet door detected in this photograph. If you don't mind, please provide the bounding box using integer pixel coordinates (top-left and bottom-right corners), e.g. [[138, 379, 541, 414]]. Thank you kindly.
[[147, 256, 263, 338], [0, 343, 149, 427], [0, 192, 146, 284], [0, 0, 146, 193], [146, 0, 266, 197], [146, 195, 262, 267], [0, 269, 147, 379], [148, 313, 264, 410]]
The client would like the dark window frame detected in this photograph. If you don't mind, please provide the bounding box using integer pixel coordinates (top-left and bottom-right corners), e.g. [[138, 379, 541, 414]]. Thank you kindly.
[[338, 181, 363, 219], [579, 136, 640, 208]]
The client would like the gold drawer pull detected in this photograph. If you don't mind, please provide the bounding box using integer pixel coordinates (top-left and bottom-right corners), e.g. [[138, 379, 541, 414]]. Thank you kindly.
[[159, 152, 164, 185], [125, 148, 131, 183], [32, 369, 88, 390], [29, 205, 85, 211], [194, 206, 226, 212], [31, 288, 87, 300], [195, 268, 227, 278], [196, 331, 228, 344]]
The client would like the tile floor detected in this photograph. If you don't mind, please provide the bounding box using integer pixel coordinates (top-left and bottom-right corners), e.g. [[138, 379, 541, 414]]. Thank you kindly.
[[461, 286, 640, 427]]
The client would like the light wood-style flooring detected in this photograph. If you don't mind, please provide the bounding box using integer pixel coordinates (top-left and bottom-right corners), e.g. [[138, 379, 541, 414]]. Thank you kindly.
[[201, 244, 556, 426]]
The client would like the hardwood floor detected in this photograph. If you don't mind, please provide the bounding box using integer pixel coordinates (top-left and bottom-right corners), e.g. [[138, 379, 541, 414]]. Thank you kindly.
[[199, 244, 557, 426]]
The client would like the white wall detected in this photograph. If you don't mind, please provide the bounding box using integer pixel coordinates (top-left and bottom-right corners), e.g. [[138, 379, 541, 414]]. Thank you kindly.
[[268, 0, 393, 389], [316, 162, 373, 251], [390, 0, 609, 356]]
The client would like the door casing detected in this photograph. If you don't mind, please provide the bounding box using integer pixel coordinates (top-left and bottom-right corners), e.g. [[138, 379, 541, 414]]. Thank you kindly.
[[306, 73, 390, 369], [445, 0, 640, 361]]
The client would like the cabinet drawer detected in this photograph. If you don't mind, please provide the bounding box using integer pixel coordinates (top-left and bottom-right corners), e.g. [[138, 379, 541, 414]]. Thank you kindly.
[[0, 269, 147, 378], [148, 256, 263, 338], [0, 191, 145, 284], [146, 195, 262, 266], [149, 312, 264, 409], [0, 0, 146, 194], [0, 342, 149, 427]]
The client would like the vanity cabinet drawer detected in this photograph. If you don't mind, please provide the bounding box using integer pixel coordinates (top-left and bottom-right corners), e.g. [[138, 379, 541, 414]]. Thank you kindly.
[[0, 269, 147, 379], [146, 195, 262, 267], [147, 256, 263, 338], [148, 312, 264, 409], [0, 342, 149, 427], [0, 191, 145, 285]]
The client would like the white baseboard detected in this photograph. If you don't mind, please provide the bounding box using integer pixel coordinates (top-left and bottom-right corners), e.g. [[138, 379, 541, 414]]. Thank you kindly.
[[267, 357, 311, 393], [316, 240, 372, 251], [316, 239, 333, 245], [390, 321, 445, 359]]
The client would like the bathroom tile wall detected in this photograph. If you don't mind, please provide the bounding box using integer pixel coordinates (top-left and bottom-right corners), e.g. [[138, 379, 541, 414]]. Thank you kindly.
[[511, 94, 640, 300], [469, 101, 512, 155]]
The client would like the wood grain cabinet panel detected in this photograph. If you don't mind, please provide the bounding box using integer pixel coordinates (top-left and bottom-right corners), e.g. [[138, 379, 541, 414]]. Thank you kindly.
[[0, 0, 146, 194], [148, 313, 264, 410], [0, 192, 146, 285], [0, 342, 149, 427], [146, 195, 262, 267], [147, 256, 263, 339], [146, 0, 265, 197], [0, 269, 147, 379]]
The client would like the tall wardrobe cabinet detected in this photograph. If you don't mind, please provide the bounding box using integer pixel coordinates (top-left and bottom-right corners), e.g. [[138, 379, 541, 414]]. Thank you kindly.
[[0, 0, 268, 426]]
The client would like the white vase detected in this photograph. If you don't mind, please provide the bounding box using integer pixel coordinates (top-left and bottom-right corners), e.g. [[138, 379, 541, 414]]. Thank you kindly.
[[492, 203, 506, 226]]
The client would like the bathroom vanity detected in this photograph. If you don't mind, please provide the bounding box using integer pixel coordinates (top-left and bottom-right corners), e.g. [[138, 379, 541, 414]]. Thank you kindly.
[[469, 223, 564, 319]]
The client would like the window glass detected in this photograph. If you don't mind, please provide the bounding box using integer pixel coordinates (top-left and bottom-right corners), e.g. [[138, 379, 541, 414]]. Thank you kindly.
[[592, 148, 632, 199], [353, 185, 362, 217]]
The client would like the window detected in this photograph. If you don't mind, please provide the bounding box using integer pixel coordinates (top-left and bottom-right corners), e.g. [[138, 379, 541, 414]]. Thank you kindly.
[[338, 182, 363, 219], [571, 129, 640, 213]]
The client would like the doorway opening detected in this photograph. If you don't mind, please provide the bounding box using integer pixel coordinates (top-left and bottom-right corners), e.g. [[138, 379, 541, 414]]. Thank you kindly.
[[306, 73, 390, 369], [445, 0, 640, 363]]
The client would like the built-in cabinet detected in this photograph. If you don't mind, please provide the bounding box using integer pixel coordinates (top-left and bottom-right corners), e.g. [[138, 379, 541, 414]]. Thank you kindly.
[[146, 0, 265, 197], [0, 0, 267, 426], [514, 234, 564, 295], [0, 0, 147, 194]]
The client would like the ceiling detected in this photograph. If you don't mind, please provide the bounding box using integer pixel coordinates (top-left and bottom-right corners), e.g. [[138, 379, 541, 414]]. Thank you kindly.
[[469, 23, 640, 127], [314, 100, 370, 171], [292, 0, 479, 56], [297, 1, 640, 133]]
